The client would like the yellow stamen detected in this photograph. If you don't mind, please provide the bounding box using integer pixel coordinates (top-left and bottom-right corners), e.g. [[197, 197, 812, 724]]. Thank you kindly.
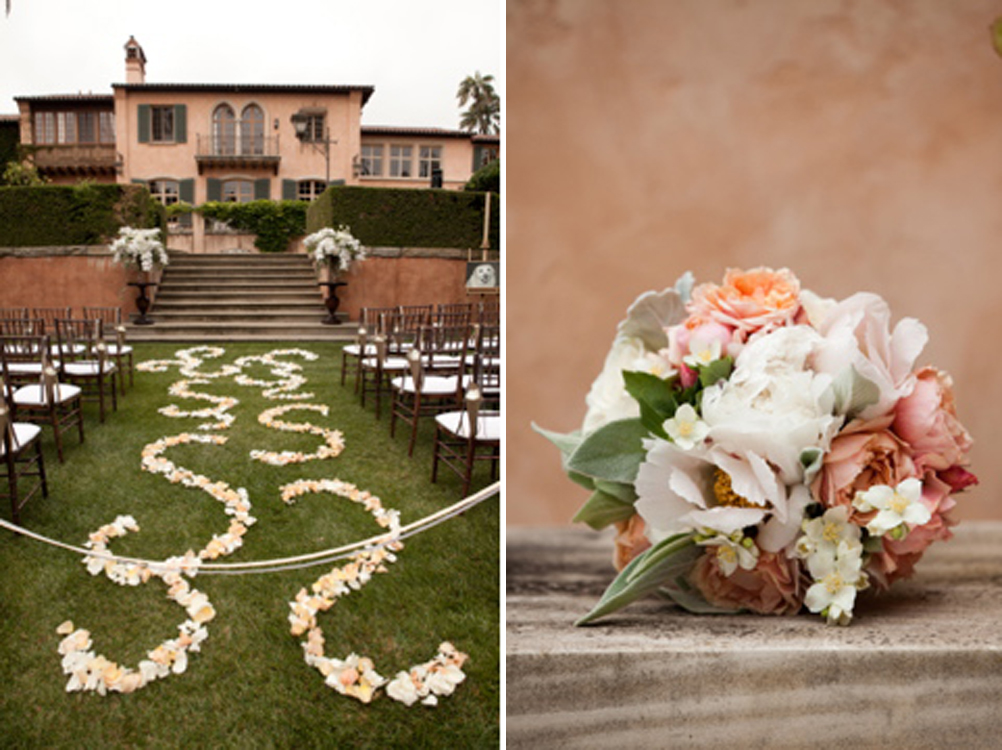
[[889, 493, 910, 514], [713, 469, 760, 509], [824, 573, 844, 595], [822, 521, 843, 544]]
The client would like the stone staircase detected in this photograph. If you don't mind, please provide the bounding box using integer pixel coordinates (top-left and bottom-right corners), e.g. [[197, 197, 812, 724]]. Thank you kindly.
[[126, 252, 357, 342]]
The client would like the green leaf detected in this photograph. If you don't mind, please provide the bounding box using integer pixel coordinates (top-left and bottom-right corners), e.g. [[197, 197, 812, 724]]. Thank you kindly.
[[830, 366, 880, 419], [594, 480, 637, 503], [572, 489, 636, 530], [565, 418, 649, 485], [576, 533, 700, 625], [698, 356, 733, 389], [617, 289, 687, 352], [622, 370, 678, 438], [800, 447, 824, 484], [567, 471, 596, 492], [659, 578, 742, 614], [531, 422, 585, 463]]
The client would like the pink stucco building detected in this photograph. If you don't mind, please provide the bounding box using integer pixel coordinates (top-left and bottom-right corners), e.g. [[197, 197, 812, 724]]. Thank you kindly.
[[13, 37, 499, 252]]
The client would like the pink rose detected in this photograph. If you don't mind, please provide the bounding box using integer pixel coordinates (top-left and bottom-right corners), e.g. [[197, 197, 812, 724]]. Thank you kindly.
[[689, 549, 802, 615], [612, 513, 650, 572], [893, 367, 975, 476], [688, 267, 801, 335], [665, 318, 737, 367], [812, 420, 917, 512]]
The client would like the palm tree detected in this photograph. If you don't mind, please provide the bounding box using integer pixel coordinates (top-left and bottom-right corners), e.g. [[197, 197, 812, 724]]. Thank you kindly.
[[457, 72, 500, 135]]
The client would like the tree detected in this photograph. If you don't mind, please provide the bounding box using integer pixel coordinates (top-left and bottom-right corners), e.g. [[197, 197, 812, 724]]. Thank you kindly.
[[457, 72, 500, 135], [1, 161, 47, 187]]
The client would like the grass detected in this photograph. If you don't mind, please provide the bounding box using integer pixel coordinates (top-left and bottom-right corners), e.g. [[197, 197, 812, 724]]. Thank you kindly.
[[0, 342, 499, 749]]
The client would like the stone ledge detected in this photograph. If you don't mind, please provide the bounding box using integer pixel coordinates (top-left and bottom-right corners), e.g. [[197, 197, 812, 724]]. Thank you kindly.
[[0, 245, 111, 257], [506, 523, 1002, 749]]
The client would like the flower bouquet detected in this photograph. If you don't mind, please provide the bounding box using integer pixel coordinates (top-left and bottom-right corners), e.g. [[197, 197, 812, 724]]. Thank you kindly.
[[304, 225, 366, 274], [537, 268, 976, 625], [109, 227, 169, 273]]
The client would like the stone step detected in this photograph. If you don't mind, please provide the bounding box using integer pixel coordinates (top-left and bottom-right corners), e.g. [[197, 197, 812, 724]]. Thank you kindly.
[[154, 281, 321, 293], [167, 253, 312, 263], [125, 320, 355, 342], [152, 309, 328, 323], [163, 268, 317, 278], [154, 292, 323, 304], [153, 299, 323, 311]]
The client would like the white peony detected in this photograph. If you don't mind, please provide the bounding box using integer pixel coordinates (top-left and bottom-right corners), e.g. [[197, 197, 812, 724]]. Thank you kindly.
[[701, 326, 843, 484], [582, 335, 675, 434]]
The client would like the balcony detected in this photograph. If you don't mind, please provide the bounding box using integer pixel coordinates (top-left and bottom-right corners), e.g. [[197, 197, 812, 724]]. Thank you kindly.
[[31, 144, 119, 177], [195, 134, 281, 174]]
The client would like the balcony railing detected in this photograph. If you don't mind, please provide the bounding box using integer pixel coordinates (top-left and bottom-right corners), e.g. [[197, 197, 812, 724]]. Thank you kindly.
[[31, 144, 119, 176], [194, 134, 281, 173]]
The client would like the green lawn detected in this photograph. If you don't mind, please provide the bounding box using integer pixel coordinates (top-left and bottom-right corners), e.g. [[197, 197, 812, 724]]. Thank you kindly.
[[0, 342, 499, 749]]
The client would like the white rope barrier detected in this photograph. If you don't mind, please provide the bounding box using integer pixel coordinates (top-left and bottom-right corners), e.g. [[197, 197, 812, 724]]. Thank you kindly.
[[0, 481, 499, 576]]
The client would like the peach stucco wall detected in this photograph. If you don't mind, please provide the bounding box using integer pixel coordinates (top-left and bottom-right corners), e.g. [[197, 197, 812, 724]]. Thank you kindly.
[[332, 256, 471, 320], [507, 0, 1002, 524], [0, 251, 140, 315], [114, 89, 364, 193]]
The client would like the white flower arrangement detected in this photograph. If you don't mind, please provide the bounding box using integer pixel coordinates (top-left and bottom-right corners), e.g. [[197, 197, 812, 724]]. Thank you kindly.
[[304, 225, 366, 273], [109, 226, 169, 272]]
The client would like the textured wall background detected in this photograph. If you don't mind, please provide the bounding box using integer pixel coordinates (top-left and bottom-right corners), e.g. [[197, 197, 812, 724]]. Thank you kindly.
[[507, 0, 1002, 525]]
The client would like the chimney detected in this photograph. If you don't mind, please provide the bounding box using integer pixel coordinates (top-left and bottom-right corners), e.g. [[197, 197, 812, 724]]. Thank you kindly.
[[124, 36, 146, 84]]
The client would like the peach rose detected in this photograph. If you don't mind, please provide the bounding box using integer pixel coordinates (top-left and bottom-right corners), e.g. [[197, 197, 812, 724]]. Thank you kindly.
[[689, 548, 802, 615], [893, 367, 975, 477], [688, 267, 801, 335], [612, 513, 650, 572], [812, 420, 917, 511]]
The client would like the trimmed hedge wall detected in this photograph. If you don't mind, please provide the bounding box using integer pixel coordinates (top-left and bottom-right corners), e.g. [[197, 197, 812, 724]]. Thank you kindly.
[[306, 186, 501, 251], [0, 184, 165, 246]]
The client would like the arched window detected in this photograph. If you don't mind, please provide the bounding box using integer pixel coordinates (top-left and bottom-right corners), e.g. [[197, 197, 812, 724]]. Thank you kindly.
[[240, 104, 264, 155], [213, 104, 236, 155]]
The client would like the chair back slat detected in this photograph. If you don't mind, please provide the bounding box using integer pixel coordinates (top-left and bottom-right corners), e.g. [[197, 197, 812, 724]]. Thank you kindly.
[[0, 307, 28, 321], [32, 307, 72, 328]]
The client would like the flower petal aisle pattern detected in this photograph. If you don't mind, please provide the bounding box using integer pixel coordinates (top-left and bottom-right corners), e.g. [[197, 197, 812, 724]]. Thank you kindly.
[[56, 346, 468, 704], [539, 268, 976, 627]]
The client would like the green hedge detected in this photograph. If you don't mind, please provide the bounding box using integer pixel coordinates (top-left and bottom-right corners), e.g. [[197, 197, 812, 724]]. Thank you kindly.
[[0, 184, 165, 247], [197, 200, 307, 254], [306, 186, 500, 251]]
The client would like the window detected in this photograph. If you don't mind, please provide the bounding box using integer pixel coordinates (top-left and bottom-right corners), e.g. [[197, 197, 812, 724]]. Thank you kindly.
[[389, 145, 412, 178], [418, 145, 442, 179], [213, 104, 236, 154], [56, 112, 76, 144], [151, 105, 175, 143], [240, 104, 264, 155], [222, 179, 254, 203], [360, 145, 383, 176], [297, 180, 326, 201], [99, 112, 115, 144], [300, 114, 325, 143], [76, 112, 96, 144], [33, 112, 55, 144], [149, 180, 180, 226]]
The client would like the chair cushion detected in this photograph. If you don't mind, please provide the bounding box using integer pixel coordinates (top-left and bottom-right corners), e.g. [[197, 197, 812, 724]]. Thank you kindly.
[[361, 357, 409, 371], [63, 361, 117, 376], [435, 411, 500, 441], [391, 374, 469, 395], [0, 422, 42, 456], [105, 344, 133, 356], [13, 383, 83, 406], [343, 343, 378, 357]]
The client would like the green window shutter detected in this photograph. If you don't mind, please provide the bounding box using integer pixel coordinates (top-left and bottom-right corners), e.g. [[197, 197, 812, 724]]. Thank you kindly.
[[179, 178, 195, 204], [130, 178, 147, 186], [281, 179, 297, 201], [206, 178, 221, 202], [254, 178, 271, 200], [137, 104, 150, 143], [174, 104, 187, 143], [328, 179, 345, 186]]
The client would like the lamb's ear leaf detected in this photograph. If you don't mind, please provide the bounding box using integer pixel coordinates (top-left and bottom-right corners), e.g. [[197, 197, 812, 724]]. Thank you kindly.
[[532, 423, 585, 462], [576, 534, 699, 625], [565, 418, 649, 485], [572, 490, 636, 530], [617, 289, 687, 352], [658, 577, 742, 614]]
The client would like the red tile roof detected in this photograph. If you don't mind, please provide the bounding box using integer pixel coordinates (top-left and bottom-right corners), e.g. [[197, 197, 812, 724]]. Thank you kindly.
[[112, 82, 374, 105]]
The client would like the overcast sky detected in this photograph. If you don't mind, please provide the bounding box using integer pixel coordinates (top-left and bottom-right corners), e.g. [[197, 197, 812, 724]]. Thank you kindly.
[[0, 0, 502, 129]]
